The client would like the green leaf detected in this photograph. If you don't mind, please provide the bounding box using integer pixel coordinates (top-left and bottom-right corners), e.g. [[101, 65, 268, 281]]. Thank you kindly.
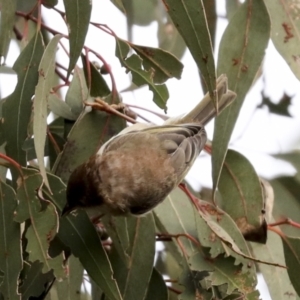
[[120, 0, 157, 26], [275, 151, 300, 182], [14, 170, 65, 279], [0, 181, 22, 300], [282, 236, 300, 297], [115, 38, 169, 110], [163, 0, 216, 103], [251, 231, 299, 300], [42, 0, 58, 8], [63, 0, 92, 76], [2, 32, 44, 173], [264, 0, 300, 80], [81, 54, 111, 97], [194, 202, 257, 274], [0, 0, 17, 61], [19, 261, 54, 299], [218, 149, 266, 243], [188, 252, 258, 297], [271, 177, 300, 236], [145, 268, 168, 300], [129, 43, 184, 84], [48, 94, 78, 120], [157, 18, 186, 60], [54, 256, 84, 300], [54, 102, 126, 183], [154, 187, 198, 257], [212, 0, 270, 192], [34, 34, 62, 191], [105, 214, 156, 300], [44, 172, 122, 300], [65, 68, 87, 116]]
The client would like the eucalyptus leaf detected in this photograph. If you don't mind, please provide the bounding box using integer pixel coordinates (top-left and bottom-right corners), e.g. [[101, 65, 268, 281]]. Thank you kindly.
[[81, 54, 111, 97], [14, 170, 65, 279], [264, 0, 300, 80], [282, 236, 300, 297], [2, 32, 44, 178], [44, 172, 122, 300], [63, 0, 92, 75], [0, 181, 22, 300], [115, 38, 169, 110], [0, 0, 16, 61], [163, 0, 216, 104], [34, 34, 62, 191], [212, 0, 270, 193], [219, 149, 266, 243]]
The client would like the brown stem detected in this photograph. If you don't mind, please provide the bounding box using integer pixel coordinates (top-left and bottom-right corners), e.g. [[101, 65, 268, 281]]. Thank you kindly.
[[0, 153, 23, 178], [269, 218, 300, 229], [167, 286, 182, 295]]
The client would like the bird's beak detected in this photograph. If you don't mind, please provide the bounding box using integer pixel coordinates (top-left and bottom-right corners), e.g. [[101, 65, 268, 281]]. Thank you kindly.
[[61, 204, 73, 217]]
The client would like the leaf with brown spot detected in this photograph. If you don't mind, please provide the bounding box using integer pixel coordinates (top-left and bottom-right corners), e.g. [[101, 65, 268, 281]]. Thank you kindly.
[[14, 169, 65, 279], [218, 149, 266, 244]]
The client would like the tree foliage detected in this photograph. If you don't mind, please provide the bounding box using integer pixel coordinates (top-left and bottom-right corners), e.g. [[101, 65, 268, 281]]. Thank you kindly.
[[0, 0, 299, 299]]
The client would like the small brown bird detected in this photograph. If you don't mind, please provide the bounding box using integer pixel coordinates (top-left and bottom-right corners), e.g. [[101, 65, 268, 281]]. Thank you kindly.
[[62, 75, 236, 217]]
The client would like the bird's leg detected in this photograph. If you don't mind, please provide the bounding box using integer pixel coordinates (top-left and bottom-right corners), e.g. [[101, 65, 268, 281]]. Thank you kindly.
[[84, 98, 137, 123]]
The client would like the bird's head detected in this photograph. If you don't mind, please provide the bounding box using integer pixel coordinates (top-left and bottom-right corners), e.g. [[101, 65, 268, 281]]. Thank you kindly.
[[62, 160, 104, 216]]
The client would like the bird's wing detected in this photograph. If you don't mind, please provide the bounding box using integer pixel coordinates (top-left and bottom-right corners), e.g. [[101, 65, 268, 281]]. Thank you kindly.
[[102, 123, 207, 182], [146, 124, 207, 181]]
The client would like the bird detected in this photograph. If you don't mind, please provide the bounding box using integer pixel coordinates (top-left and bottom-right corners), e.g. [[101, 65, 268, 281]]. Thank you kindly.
[[62, 74, 236, 217]]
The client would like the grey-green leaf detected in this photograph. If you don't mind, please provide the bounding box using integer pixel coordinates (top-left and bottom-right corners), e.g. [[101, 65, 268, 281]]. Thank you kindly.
[[212, 0, 270, 193], [81, 54, 111, 97], [0, 0, 17, 61], [2, 32, 44, 176], [44, 172, 122, 300], [264, 0, 300, 80], [34, 34, 62, 191], [115, 38, 169, 110], [164, 0, 216, 103], [129, 43, 184, 84], [63, 0, 92, 76], [218, 149, 266, 243], [0, 181, 22, 300], [282, 236, 300, 297]]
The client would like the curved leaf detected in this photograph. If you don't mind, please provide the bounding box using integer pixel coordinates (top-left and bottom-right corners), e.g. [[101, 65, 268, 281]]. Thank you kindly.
[[218, 149, 266, 243], [0, 181, 22, 300], [14, 170, 65, 280], [282, 236, 300, 297], [81, 54, 110, 97], [54, 104, 126, 183], [34, 34, 62, 191], [104, 214, 156, 300], [264, 0, 300, 80], [63, 0, 92, 76], [212, 0, 270, 192], [129, 43, 184, 84], [65, 68, 87, 116], [0, 0, 17, 61], [163, 0, 216, 103], [44, 172, 122, 300], [145, 268, 168, 300], [271, 177, 300, 236], [115, 38, 169, 110], [251, 231, 298, 300], [2, 32, 44, 175], [48, 94, 78, 121], [19, 261, 54, 299]]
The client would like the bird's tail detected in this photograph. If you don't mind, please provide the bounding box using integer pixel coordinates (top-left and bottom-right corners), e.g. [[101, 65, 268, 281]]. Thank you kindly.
[[169, 74, 236, 125]]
